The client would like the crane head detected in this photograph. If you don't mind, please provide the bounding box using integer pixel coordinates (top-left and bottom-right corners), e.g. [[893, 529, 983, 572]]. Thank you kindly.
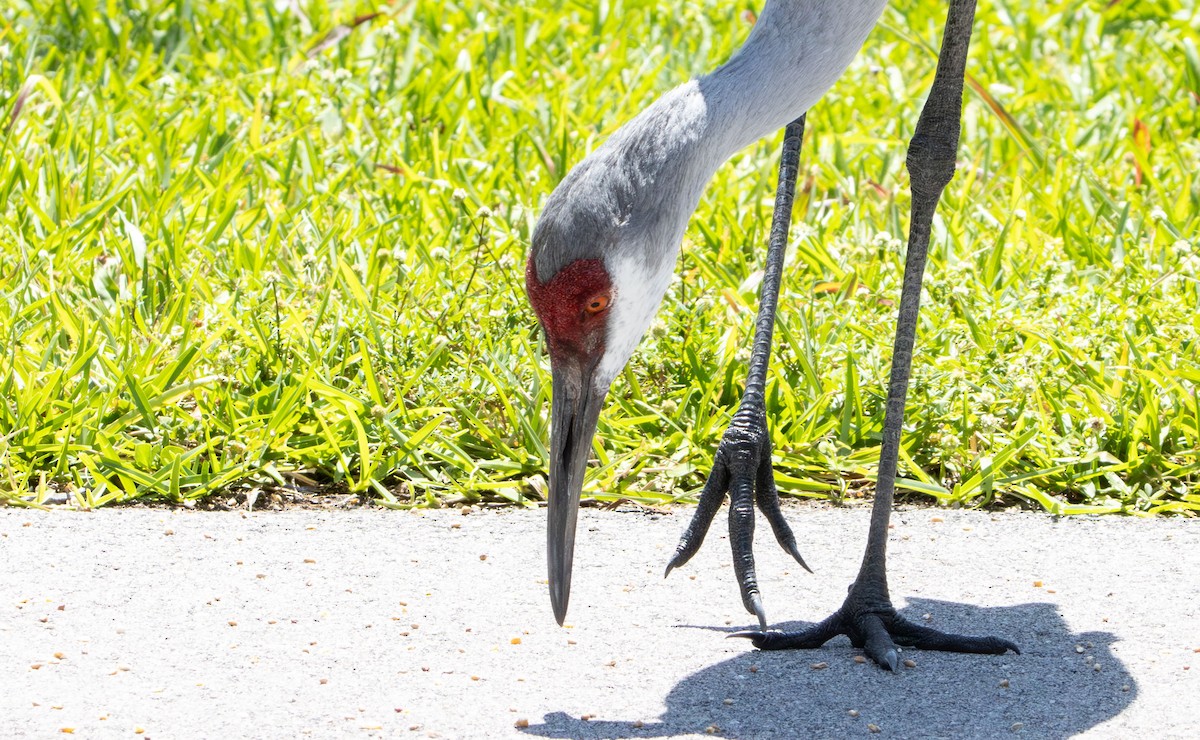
[[526, 236, 675, 625], [525, 257, 616, 625], [525, 98, 691, 624]]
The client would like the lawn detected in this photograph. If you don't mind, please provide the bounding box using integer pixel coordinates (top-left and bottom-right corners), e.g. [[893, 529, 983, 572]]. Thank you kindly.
[[1, 0, 1197, 513]]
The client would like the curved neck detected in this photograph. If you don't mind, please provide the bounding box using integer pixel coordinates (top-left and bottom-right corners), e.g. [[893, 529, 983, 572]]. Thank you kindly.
[[697, 0, 888, 164]]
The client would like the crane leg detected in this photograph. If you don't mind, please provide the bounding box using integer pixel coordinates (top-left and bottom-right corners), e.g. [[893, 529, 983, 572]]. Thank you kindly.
[[679, 0, 1019, 669], [664, 115, 810, 630]]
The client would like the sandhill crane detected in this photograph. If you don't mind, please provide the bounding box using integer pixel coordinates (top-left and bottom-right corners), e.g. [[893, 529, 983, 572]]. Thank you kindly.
[[525, 0, 1019, 670]]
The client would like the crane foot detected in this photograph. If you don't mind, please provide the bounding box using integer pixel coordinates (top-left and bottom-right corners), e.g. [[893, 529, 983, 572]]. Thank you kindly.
[[729, 590, 1019, 670], [664, 405, 810, 627]]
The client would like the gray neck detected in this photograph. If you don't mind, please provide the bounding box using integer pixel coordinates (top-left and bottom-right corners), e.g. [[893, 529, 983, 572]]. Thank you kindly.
[[608, 0, 888, 263], [532, 0, 887, 285], [682, 0, 889, 199]]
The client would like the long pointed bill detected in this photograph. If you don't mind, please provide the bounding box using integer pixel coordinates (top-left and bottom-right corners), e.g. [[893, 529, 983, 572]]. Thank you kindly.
[[547, 359, 606, 625]]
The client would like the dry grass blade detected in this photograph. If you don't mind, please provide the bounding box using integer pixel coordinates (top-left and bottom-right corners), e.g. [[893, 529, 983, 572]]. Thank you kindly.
[[6, 84, 30, 133]]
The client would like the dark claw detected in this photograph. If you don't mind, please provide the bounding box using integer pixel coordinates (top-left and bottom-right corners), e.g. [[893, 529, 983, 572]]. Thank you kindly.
[[664, 457, 729, 578], [728, 629, 773, 649], [754, 455, 811, 573], [860, 614, 901, 671], [749, 592, 767, 630], [877, 649, 900, 672], [729, 471, 763, 622]]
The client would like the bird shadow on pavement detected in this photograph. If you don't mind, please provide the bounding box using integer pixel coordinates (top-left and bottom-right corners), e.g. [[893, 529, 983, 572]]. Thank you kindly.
[[523, 599, 1134, 738]]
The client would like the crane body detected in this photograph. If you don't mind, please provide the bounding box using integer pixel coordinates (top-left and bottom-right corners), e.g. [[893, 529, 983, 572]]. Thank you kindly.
[[526, 0, 1019, 670]]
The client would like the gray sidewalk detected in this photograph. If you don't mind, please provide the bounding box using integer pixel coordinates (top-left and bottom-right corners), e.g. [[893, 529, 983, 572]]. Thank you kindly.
[[2, 504, 1197, 738]]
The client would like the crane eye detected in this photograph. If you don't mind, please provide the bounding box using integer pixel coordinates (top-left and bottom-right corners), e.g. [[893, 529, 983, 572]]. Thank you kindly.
[[584, 294, 610, 314]]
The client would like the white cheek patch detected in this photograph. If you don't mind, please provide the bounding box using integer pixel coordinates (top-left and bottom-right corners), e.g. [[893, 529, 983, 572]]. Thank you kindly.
[[595, 253, 676, 388]]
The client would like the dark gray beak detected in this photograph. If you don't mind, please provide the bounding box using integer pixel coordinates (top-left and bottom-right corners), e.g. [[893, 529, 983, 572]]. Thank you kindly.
[[547, 358, 606, 625]]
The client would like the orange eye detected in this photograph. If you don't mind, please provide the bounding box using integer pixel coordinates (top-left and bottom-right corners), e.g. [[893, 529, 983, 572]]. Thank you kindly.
[[584, 294, 610, 314]]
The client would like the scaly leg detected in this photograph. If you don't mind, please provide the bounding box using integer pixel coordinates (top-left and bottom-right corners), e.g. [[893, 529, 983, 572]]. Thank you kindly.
[[665, 115, 810, 630], [732, 0, 1019, 669]]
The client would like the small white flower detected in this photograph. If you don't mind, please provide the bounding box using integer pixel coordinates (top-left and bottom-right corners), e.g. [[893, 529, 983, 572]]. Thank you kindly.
[[452, 188, 468, 202], [872, 231, 898, 249]]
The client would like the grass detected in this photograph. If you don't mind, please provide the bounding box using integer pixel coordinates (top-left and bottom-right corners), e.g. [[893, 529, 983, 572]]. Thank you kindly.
[[0, 0, 1197, 514]]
